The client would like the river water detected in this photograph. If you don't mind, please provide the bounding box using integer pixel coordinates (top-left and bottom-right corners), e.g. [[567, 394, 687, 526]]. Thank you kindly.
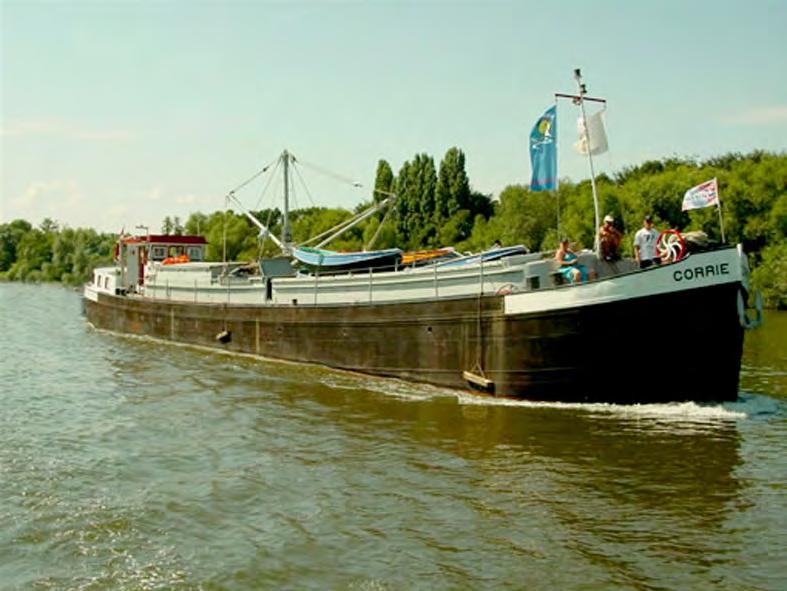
[[1, 283, 785, 590]]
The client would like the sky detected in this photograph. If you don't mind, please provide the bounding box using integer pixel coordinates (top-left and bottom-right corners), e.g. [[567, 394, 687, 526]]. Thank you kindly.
[[2, 0, 786, 233]]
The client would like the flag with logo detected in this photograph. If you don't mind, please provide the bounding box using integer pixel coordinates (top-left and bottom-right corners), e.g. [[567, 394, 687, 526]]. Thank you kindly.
[[529, 105, 558, 191], [682, 178, 720, 211], [573, 110, 608, 155]]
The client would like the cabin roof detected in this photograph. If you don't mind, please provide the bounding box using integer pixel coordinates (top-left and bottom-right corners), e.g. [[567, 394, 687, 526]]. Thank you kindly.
[[123, 234, 207, 245]]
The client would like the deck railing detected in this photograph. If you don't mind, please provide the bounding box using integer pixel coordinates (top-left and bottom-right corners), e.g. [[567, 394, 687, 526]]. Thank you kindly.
[[141, 255, 531, 306]]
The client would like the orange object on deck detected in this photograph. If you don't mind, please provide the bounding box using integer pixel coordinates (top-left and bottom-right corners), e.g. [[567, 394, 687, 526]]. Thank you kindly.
[[162, 254, 190, 265], [401, 248, 453, 266]]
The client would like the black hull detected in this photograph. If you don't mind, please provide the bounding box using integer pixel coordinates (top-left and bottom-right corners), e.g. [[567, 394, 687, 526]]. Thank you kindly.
[[84, 280, 744, 404]]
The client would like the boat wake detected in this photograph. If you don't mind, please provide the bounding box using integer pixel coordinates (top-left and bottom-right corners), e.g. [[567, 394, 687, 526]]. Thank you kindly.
[[319, 368, 764, 424], [454, 390, 748, 420]]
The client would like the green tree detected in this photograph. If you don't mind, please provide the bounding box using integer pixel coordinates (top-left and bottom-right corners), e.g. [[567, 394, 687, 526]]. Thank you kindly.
[[185, 212, 208, 236], [473, 185, 559, 252], [291, 207, 360, 251], [362, 215, 398, 250], [373, 160, 395, 204], [0, 219, 33, 272], [435, 148, 470, 222], [750, 243, 787, 309], [8, 228, 53, 281], [47, 227, 77, 281], [203, 211, 257, 261], [40, 218, 59, 234], [395, 153, 437, 249]]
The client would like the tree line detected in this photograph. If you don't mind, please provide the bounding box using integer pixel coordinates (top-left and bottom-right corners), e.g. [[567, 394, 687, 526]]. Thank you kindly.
[[1, 149, 784, 308]]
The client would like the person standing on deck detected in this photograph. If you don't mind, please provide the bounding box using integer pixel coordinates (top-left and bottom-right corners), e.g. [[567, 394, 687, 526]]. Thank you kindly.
[[598, 214, 622, 262], [634, 214, 661, 269]]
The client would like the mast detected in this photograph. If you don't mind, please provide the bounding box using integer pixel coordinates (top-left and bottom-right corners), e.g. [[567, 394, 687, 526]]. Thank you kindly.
[[555, 69, 606, 257], [282, 149, 292, 252], [574, 69, 601, 256], [227, 149, 391, 256]]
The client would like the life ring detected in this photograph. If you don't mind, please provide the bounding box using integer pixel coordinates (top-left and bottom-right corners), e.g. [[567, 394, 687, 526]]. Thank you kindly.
[[656, 229, 686, 263]]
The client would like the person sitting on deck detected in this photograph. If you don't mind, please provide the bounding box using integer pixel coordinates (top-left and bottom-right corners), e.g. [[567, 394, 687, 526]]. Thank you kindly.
[[598, 214, 622, 262], [555, 238, 593, 284]]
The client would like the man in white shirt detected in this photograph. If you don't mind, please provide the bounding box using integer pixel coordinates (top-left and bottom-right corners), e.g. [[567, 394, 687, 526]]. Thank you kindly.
[[634, 215, 661, 269]]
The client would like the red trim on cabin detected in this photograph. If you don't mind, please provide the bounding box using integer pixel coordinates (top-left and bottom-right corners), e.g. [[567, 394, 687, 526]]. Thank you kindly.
[[123, 235, 207, 245]]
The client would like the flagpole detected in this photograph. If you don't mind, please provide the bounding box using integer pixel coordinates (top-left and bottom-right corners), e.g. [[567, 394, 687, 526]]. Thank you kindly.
[[715, 179, 726, 243], [718, 204, 726, 243], [573, 69, 601, 256], [555, 98, 561, 239]]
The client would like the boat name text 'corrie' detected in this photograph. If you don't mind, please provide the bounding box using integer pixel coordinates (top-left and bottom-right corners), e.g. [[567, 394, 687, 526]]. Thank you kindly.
[[673, 263, 730, 282]]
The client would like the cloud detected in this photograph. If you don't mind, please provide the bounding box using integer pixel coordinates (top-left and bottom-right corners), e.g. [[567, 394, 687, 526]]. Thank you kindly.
[[14, 180, 84, 208], [175, 194, 198, 206], [107, 204, 131, 219], [0, 118, 136, 141], [2, 181, 211, 232], [722, 106, 787, 126], [6, 180, 86, 223], [143, 187, 206, 207], [144, 186, 165, 202]]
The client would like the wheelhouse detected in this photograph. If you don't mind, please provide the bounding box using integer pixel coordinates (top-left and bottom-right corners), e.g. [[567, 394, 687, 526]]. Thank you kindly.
[[119, 234, 207, 291]]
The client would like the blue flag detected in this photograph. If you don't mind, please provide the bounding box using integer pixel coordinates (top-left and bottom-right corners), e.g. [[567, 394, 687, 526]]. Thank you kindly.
[[529, 105, 558, 191]]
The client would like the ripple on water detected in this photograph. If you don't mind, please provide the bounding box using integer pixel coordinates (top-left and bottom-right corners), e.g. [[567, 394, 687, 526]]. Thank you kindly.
[[1, 284, 785, 590]]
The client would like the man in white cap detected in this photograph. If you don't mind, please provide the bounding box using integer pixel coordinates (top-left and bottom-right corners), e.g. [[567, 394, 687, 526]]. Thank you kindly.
[[598, 214, 622, 262]]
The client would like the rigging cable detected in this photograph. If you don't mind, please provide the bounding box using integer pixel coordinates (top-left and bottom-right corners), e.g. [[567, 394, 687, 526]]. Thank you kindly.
[[228, 157, 278, 195], [289, 167, 300, 215], [292, 160, 318, 208], [298, 207, 367, 247], [295, 157, 363, 189], [253, 157, 282, 212], [364, 198, 396, 251]]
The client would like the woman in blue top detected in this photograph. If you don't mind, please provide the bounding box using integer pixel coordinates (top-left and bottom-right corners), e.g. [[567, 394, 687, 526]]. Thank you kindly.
[[555, 238, 592, 283]]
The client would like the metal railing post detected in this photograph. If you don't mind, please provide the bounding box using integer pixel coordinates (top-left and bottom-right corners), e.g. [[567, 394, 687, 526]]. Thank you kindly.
[[314, 270, 319, 304]]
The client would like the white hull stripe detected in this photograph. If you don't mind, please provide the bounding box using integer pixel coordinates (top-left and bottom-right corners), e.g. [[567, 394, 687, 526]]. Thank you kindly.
[[504, 248, 742, 316]]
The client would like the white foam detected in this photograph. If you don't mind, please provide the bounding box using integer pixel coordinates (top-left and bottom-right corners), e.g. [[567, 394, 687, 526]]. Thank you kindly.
[[453, 391, 748, 420]]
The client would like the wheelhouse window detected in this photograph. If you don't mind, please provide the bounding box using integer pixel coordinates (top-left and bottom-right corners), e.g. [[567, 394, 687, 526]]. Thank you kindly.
[[187, 246, 203, 261], [150, 246, 167, 261]]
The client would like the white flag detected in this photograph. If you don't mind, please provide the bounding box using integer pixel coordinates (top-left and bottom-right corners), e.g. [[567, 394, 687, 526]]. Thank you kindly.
[[682, 178, 720, 211], [574, 110, 608, 155]]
